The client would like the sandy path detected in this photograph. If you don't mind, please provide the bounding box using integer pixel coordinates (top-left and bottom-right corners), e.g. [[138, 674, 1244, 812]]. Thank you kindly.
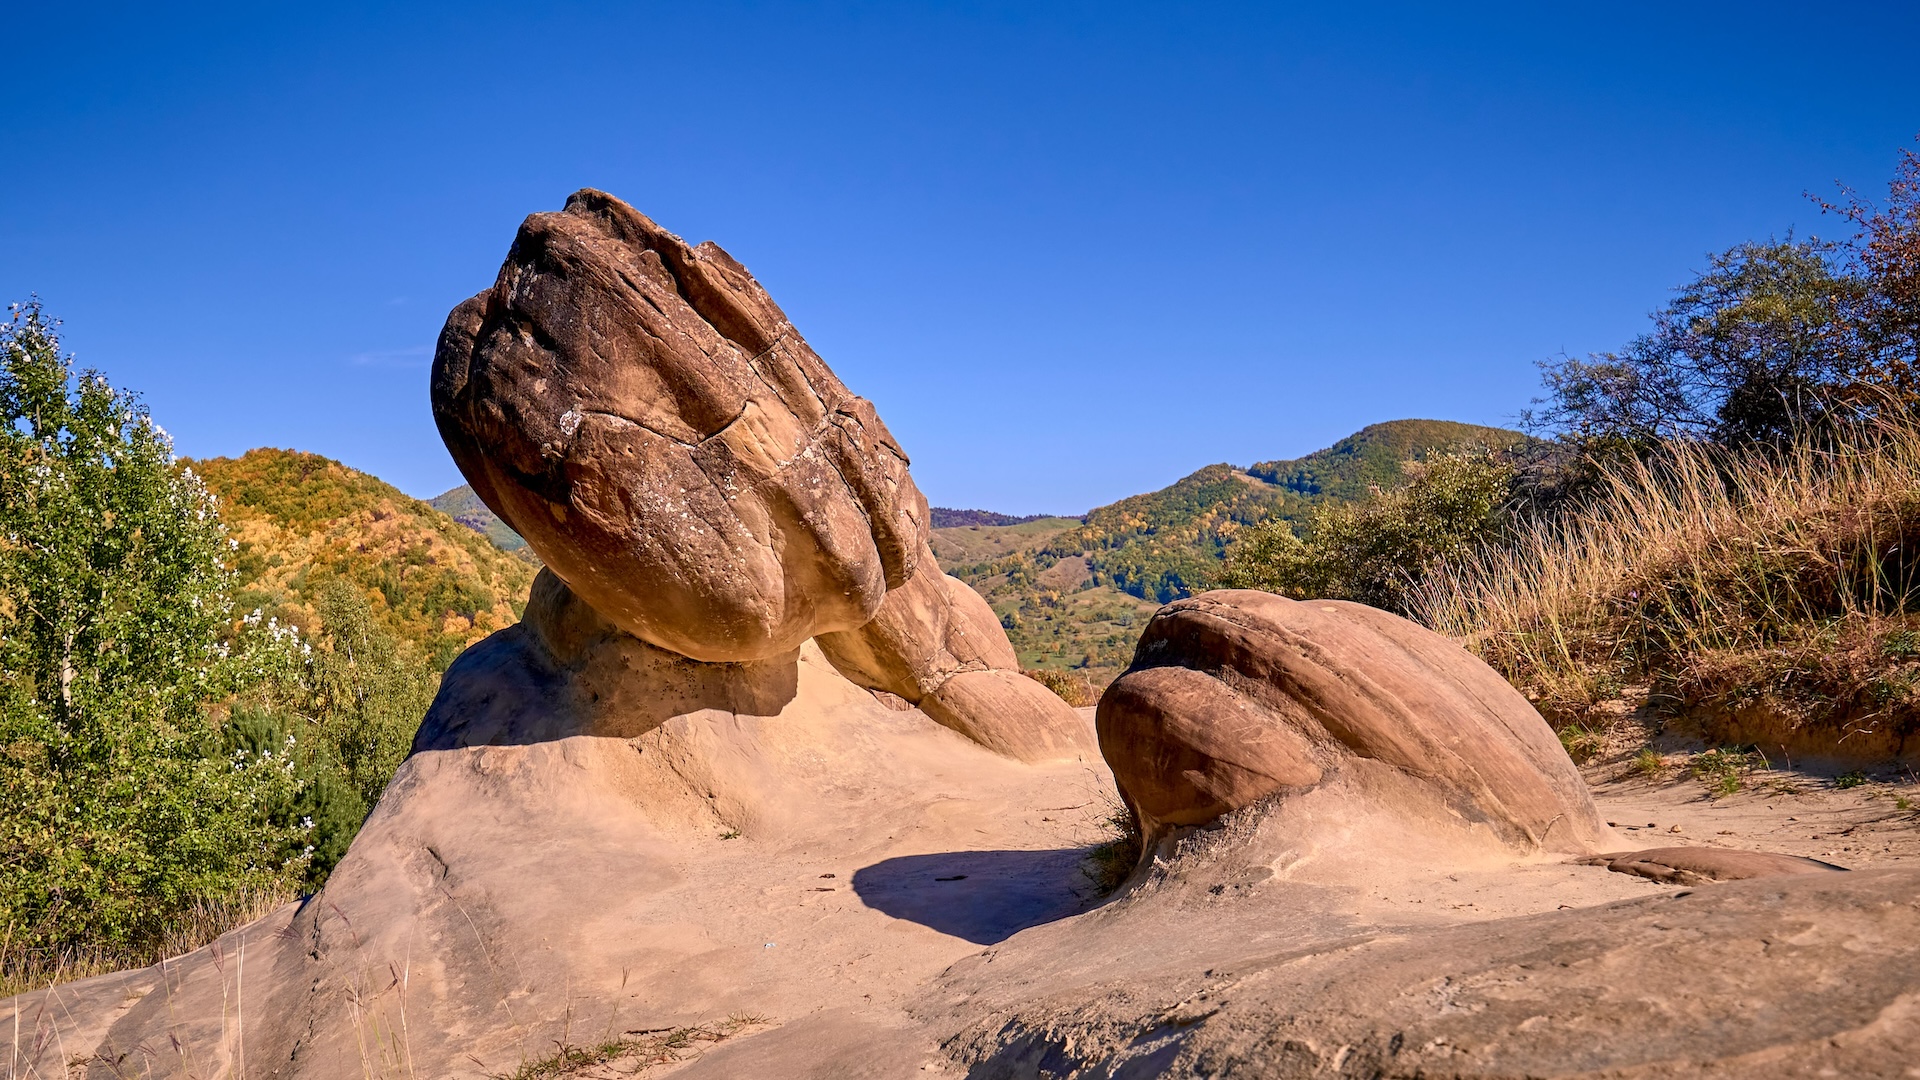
[[1583, 753, 1920, 868]]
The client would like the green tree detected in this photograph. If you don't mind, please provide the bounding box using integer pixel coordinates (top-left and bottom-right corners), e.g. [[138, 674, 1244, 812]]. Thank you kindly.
[[305, 578, 437, 809], [0, 302, 302, 962], [1527, 240, 1862, 451], [1218, 451, 1516, 614], [1819, 138, 1920, 406]]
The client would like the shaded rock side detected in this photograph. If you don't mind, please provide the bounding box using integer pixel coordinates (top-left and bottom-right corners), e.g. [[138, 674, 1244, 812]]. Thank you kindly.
[[431, 189, 929, 663], [413, 568, 800, 750], [1096, 590, 1609, 853], [816, 553, 1093, 762]]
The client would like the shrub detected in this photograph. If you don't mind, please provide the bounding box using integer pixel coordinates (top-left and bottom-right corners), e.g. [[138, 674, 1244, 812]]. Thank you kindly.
[[0, 303, 306, 974], [1024, 668, 1101, 707], [1689, 748, 1764, 796], [1082, 793, 1142, 894], [1218, 451, 1516, 615], [1557, 725, 1606, 765]]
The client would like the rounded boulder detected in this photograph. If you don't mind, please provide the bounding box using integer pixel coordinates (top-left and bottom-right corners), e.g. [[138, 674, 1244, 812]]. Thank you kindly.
[[1096, 590, 1610, 852]]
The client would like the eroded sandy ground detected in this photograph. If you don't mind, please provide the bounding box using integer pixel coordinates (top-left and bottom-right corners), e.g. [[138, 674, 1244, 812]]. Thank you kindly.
[[9, 699, 1920, 1079], [1582, 748, 1920, 869]]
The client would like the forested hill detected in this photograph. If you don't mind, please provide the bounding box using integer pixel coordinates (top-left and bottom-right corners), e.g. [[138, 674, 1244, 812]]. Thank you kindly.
[[1249, 418, 1526, 499], [430, 484, 528, 552], [935, 419, 1523, 682], [1046, 419, 1524, 602], [190, 450, 539, 668], [929, 507, 1071, 528]]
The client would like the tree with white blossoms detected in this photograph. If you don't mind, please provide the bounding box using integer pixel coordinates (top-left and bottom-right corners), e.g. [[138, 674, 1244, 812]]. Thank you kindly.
[[0, 300, 307, 968]]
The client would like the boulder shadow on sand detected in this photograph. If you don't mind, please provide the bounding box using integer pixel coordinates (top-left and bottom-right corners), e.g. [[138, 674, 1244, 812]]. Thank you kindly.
[[852, 849, 1092, 945]]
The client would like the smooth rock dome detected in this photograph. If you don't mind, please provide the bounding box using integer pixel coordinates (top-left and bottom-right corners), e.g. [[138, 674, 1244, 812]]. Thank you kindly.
[[1097, 590, 1612, 852]]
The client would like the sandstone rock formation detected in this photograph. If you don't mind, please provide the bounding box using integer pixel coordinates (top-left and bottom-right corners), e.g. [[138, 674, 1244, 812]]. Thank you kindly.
[[19, 199, 1919, 1080], [1097, 590, 1612, 854], [817, 554, 1093, 761], [413, 568, 801, 750], [431, 189, 928, 663], [429, 189, 1084, 761], [929, 865, 1920, 1078]]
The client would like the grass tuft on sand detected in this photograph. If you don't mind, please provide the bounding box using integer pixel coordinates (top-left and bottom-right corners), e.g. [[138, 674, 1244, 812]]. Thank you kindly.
[[1417, 418, 1920, 758]]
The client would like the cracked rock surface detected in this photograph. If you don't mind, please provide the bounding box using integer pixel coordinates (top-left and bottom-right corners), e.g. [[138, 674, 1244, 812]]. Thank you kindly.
[[432, 189, 928, 663]]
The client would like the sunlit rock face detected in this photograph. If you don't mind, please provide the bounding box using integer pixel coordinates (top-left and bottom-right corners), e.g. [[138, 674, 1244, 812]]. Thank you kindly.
[[818, 553, 1094, 761], [431, 189, 928, 663]]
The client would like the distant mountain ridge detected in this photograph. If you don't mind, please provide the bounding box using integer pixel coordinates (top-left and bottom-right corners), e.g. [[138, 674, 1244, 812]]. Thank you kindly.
[[430, 485, 528, 552], [929, 508, 1077, 528], [935, 419, 1525, 681]]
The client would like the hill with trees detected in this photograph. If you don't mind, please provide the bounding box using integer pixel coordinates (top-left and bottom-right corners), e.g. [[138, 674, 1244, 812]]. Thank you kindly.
[[192, 451, 538, 669], [934, 419, 1524, 683], [430, 483, 529, 552]]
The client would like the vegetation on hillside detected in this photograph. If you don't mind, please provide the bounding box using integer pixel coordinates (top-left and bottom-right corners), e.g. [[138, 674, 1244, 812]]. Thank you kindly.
[[432, 482, 530, 552], [1418, 420, 1920, 754], [0, 309, 546, 992], [934, 517, 1161, 681], [196, 452, 538, 670], [929, 507, 1067, 528], [934, 422, 1525, 683], [0, 304, 311, 988], [1414, 137, 1920, 757], [1219, 450, 1517, 614], [1047, 420, 1524, 604], [1247, 419, 1525, 498]]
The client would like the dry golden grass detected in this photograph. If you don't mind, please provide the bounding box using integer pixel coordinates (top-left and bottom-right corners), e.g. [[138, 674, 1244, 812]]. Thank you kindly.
[[0, 884, 299, 999], [1023, 668, 1103, 707], [1416, 418, 1920, 755]]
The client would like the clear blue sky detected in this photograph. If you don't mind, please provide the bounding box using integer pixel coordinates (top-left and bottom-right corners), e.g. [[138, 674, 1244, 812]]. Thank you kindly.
[[5, 3, 1917, 514]]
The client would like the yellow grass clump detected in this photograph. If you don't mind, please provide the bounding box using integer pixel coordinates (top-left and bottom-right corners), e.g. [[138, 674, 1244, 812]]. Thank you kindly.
[[1, 884, 299, 999], [1416, 418, 1920, 760]]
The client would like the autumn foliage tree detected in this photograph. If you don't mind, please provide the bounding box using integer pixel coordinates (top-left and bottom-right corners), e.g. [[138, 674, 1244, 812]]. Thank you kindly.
[[1531, 137, 1920, 454]]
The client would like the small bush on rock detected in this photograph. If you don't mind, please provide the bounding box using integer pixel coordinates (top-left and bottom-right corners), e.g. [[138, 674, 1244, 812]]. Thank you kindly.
[[1024, 668, 1101, 707]]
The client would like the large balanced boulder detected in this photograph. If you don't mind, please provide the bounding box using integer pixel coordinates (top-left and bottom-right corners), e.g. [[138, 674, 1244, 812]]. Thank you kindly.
[[431, 189, 929, 663], [431, 189, 1084, 761], [816, 553, 1093, 761], [1097, 590, 1611, 853]]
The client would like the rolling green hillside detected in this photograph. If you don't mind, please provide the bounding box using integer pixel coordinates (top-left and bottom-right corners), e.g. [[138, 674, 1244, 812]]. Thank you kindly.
[[1050, 419, 1525, 603], [431, 484, 529, 552], [937, 419, 1524, 682]]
